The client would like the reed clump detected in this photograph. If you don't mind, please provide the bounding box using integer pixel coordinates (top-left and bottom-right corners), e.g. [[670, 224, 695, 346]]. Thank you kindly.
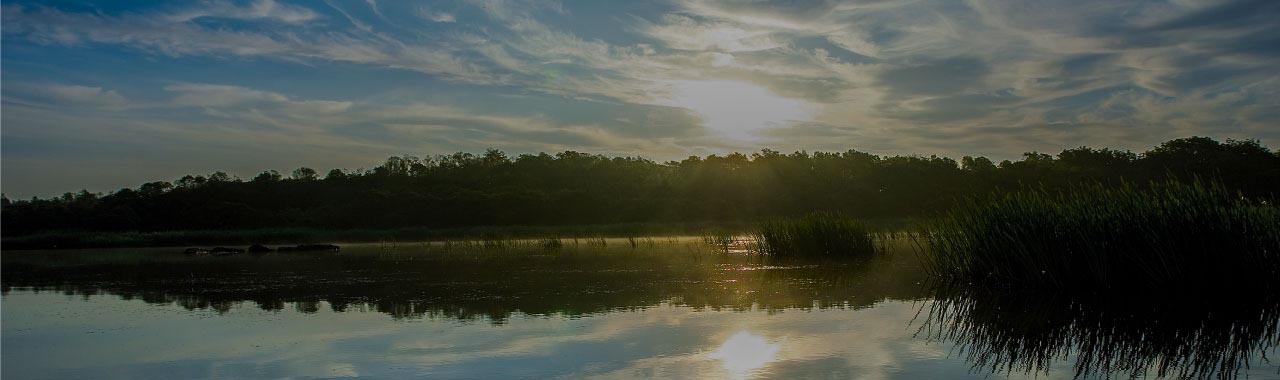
[[751, 212, 878, 258], [923, 180, 1280, 292], [538, 237, 563, 250], [584, 236, 607, 248], [700, 230, 734, 252]]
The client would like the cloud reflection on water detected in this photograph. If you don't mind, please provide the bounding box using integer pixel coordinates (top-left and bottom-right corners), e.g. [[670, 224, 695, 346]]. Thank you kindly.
[[3, 292, 1032, 380]]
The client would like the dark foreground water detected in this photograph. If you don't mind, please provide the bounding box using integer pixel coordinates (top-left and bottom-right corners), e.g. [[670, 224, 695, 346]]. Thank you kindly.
[[3, 239, 1278, 380]]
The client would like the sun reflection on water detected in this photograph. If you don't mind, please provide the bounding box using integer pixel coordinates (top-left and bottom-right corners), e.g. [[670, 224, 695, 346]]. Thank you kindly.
[[707, 330, 781, 380]]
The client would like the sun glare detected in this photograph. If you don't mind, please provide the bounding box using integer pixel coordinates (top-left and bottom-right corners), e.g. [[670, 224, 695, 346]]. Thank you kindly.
[[661, 80, 815, 139], [707, 330, 782, 380]]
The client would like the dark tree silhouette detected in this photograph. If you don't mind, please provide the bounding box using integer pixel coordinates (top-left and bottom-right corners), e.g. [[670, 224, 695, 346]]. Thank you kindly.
[[291, 167, 318, 181], [3, 136, 1276, 234]]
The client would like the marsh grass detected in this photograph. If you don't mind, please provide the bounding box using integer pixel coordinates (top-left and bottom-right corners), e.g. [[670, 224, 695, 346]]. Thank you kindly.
[[922, 180, 1280, 291], [584, 236, 607, 247], [539, 237, 564, 250], [700, 230, 735, 252], [750, 212, 879, 258]]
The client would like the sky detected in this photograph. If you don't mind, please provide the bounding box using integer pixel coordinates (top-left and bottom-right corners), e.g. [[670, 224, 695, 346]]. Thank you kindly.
[[2, 0, 1278, 197]]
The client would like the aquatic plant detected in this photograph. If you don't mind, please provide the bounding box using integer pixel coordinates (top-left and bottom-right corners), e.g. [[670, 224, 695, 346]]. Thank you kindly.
[[750, 212, 878, 258], [922, 180, 1280, 291], [700, 230, 735, 252], [584, 236, 607, 247], [539, 237, 563, 250], [481, 236, 510, 250]]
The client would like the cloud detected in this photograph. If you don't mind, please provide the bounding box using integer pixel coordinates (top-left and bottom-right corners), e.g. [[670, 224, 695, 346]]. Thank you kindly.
[[12, 84, 132, 110], [2, 0, 1279, 196], [1, 4, 495, 84], [165, 0, 319, 23], [877, 57, 992, 96], [825, 31, 880, 58], [166, 83, 291, 107], [641, 14, 784, 52], [418, 7, 456, 23], [2, 5, 282, 53]]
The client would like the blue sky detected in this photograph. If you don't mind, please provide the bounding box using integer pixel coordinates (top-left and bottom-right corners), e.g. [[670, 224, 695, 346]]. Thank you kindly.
[[3, 0, 1278, 197]]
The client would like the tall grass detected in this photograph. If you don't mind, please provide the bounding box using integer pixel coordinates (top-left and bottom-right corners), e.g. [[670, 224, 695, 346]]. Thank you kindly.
[[751, 212, 878, 258], [923, 180, 1280, 291], [583, 236, 607, 247], [700, 230, 735, 252], [538, 237, 563, 250]]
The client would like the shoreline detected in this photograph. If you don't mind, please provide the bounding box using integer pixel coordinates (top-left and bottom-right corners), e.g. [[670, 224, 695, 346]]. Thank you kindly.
[[0, 221, 758, 250], [1, 219, 919, 251]]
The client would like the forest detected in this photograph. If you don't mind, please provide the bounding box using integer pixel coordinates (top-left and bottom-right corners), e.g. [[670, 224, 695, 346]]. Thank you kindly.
[[3, 136, 1278, 235]]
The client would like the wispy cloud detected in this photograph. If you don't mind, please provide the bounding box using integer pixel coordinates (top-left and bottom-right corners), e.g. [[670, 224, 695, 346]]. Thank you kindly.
[[2, 0, 1278, 196], [417, 6, 456, 23], [8, 84, 131, 110], [1, 3, 495, 83], [164, 0, 319, 23]]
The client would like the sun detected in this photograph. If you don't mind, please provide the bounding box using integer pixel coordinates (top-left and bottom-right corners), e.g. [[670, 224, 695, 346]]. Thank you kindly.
[[661, 80, 815, 139]]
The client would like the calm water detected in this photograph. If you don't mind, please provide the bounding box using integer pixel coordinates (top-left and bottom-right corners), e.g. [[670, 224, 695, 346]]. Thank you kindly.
[[3, 239, 1278, 379]]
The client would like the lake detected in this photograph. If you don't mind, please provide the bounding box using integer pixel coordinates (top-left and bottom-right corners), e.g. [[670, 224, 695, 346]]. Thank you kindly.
[[3, 239, 1277, 379]]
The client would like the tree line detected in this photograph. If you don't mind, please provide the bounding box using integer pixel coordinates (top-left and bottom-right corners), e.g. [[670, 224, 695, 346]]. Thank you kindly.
[[3, 136, 1277, 234]]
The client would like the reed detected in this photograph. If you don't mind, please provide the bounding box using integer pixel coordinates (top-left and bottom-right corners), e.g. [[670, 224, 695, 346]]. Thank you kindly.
[[750, 212, 878, 258], [584, 236, 607, 247], [700, 230, 734, 252], [539, 237, 564, 250], [922, 180, 1280, 291]]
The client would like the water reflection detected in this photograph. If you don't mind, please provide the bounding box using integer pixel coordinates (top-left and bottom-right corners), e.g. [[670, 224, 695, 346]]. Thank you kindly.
[[1, 242, 928, 322], [708, 331, 781, 379], [3, 242, 1279, 379], [923, 285, 1280, 380]]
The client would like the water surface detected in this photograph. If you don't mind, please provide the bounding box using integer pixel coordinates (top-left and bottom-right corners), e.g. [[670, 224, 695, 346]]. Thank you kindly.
[[3, 240, 1277, 379]]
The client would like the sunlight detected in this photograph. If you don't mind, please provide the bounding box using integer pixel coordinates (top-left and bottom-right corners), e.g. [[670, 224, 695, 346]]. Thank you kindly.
[[707, 330, 782, 380], [661, 80, 815, 139]]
